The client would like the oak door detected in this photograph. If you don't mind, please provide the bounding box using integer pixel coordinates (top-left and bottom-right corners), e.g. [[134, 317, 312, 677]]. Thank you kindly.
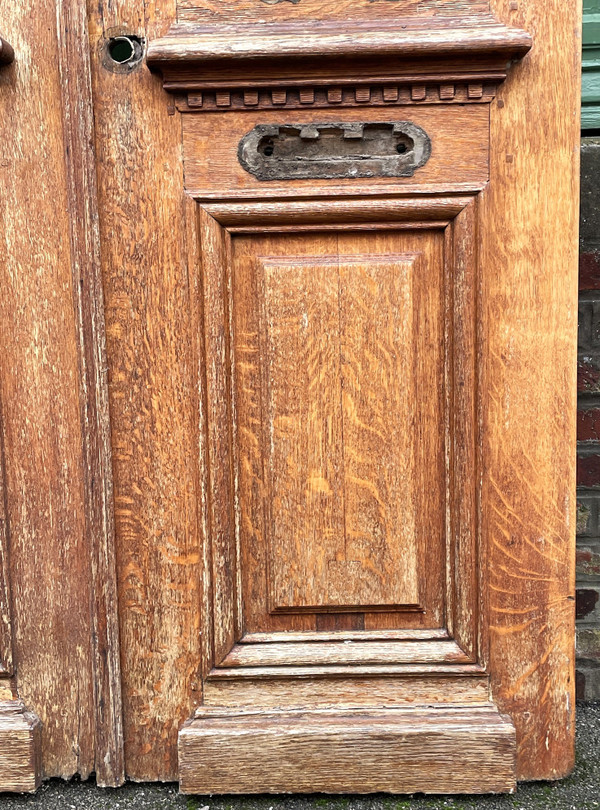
[[0, 0, 579, 793]]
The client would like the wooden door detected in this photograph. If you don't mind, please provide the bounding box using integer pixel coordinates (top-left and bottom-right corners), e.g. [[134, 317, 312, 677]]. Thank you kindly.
[[0, 0, 580, 795]]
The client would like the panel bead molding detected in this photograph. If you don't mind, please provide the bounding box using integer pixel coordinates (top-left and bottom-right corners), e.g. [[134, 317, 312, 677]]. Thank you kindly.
[[146, 16, 531, 113]]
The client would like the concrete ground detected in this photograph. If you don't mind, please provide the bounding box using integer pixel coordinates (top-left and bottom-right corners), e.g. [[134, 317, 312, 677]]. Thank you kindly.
[[1, 703, 598, 810]]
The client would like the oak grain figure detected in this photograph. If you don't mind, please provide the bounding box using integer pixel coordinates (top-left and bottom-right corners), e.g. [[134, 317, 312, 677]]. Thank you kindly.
[[0, 0, 580, 794]]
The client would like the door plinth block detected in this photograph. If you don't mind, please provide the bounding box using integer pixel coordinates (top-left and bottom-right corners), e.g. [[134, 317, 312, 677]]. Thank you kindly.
[[0, 700, 42, 793], [179, 705, 517, 795]]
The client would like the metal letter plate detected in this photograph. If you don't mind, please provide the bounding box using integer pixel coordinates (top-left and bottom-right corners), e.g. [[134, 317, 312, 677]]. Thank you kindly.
[[238, 121, 431, 181]]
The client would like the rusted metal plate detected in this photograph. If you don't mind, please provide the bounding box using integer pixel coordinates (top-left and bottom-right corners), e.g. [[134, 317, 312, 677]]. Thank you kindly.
[[238, 121, 431, 180]]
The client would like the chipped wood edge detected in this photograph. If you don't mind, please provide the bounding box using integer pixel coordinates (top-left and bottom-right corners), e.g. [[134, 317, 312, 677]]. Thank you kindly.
[[0, 700, 41, 793], [56, 0, 124, 787]]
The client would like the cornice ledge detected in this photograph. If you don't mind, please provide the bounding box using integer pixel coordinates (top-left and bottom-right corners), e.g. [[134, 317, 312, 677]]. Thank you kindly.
[[147, 16, 531, 73]]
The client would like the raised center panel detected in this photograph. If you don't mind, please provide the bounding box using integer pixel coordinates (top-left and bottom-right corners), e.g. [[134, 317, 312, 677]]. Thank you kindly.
[[234, 231, 445, 624]]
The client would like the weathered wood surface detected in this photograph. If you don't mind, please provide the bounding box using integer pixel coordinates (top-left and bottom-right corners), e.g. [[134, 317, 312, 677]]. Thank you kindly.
[[483, 0, 580, 781], [196, 195, 479, 665], [232, 229, 445, 633], [261, 250, 420, 610], [0, 0, 97, 780], [179, 706, 516, 795], [0, 0, 580, 789], [55, 0, 124, 786], [240, 628, 450, 643], [158, 0, 575, 790], [147, 19, 531, 66], [219, 640, 470, 667], [203, 670, 491, 710], [0, 701, 41, 793], [87, 0, 203, 781], [0, 413, 12, 677], [176, 0, 490, 23]]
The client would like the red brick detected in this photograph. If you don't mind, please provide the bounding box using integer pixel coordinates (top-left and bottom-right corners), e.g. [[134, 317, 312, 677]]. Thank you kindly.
[[577, 454, 600, 487], [576, 669, 586, 699], [577, 628, 600, 660], [578, 360, 600, 392], [577, 500, 594, 534], [577, 588, 600, 620], [577, 547, 600, 577], [580, 251, 600, 290], [578, 409, 600, 440]]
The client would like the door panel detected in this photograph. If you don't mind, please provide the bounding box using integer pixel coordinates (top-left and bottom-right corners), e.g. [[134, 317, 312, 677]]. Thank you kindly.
[[235, 231, 444, 626], [192, 194, 481, 704]]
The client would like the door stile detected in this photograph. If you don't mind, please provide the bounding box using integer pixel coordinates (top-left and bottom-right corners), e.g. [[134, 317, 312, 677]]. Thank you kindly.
[[55, 0, 125, 785]]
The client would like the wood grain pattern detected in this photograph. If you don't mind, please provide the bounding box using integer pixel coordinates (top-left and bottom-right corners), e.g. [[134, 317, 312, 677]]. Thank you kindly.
[[259, 253, 420, 611], [207, 662, 487, 680], [445, 198, 479, 660], [240, 628, 450, 642], [193, 196, 481, 733], [220, 640, 470, 667], [482, 0, 580, 782], [0, 0, 96, 780], [197, 197, 478, 663], [260, 253, 347, 610], [86, 0, 203, 781], [204, 196, 474, 224], [198, 207, 239, 666], [0, 701, 41, 793], [148, 18, 531, 67], [177, 0, 490, 22], [203, 671, 491, 710], [179, 706, 516, 795], [0, 0, 577, 789]]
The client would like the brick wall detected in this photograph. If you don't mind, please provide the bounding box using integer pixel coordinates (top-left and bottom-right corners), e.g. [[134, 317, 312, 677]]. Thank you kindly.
[[577, 136, 600, 699]]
